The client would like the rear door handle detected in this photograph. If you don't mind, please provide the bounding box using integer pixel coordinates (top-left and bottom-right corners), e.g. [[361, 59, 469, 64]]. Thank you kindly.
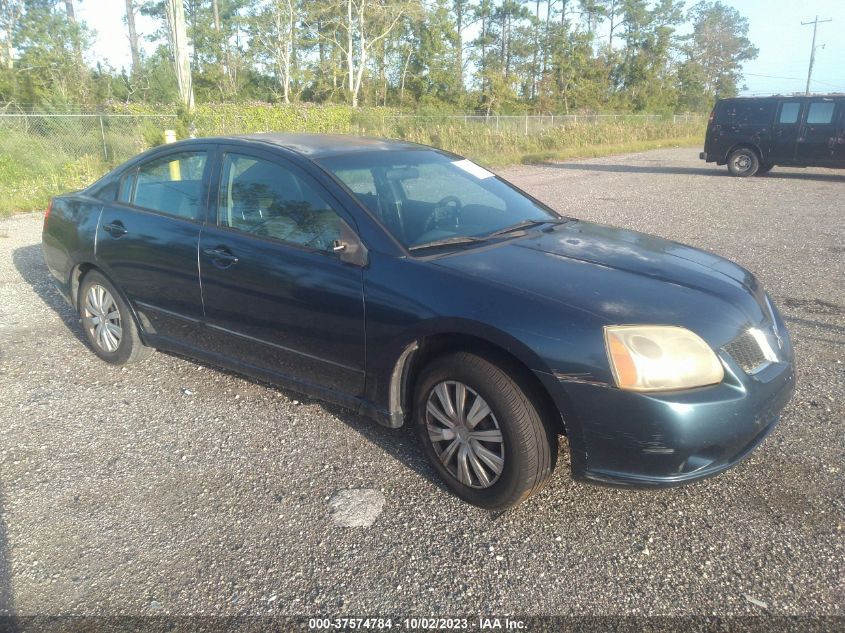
[[203, 247, 239, 265], [103, 221, 127, 237]]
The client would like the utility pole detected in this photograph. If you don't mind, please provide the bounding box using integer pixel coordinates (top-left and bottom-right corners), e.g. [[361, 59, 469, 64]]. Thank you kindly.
[[801, 16, 832, 95]]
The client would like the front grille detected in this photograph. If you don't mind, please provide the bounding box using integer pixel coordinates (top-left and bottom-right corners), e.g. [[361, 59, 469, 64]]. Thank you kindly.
[[723, 330, 769, 374]]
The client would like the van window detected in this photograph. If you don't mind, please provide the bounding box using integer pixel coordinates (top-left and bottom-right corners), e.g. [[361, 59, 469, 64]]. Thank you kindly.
[[716, 101, 774, 126], [779, 103, 801, 124], [806, 102, 836, 125]]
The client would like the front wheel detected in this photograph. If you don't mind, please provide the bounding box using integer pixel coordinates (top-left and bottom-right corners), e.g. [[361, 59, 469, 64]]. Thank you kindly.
[[78, 270, 153, 365], [727, 148, 760, 177], [413, 352, 558, 510]]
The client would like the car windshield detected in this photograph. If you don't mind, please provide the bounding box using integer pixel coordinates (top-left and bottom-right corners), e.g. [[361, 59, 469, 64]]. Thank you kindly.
[[317, 150, 560, 251]]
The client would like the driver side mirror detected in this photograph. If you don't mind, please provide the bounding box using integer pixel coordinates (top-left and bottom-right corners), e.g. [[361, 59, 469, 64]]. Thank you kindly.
[[335, 220, 368, 267]]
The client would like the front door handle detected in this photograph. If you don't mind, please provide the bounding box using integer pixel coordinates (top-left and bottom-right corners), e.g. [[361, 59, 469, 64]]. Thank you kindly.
[[203, 247, 239, 266], [103, 221, 127, 237]]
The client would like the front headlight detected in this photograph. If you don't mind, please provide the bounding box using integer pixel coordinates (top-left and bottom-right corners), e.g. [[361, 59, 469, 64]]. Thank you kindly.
[[604, 325, 724, 392]]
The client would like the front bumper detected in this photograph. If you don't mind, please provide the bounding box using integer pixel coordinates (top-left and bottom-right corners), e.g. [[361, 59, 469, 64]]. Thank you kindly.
[[543, 355, 795, 488]]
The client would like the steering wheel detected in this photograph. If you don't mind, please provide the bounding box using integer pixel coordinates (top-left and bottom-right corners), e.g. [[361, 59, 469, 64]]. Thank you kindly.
[[423, 196, 463, 234]]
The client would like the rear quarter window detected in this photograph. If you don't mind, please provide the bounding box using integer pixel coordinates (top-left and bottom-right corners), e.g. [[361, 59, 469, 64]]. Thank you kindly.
[[716, 101, 775, 126]]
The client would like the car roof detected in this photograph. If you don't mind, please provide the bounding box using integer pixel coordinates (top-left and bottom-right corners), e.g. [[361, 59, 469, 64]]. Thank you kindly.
[[223, 133, 432, 158]]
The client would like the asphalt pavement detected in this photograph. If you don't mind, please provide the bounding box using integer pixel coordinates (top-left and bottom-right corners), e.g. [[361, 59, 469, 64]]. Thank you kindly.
[[0, 147, 842, 622]]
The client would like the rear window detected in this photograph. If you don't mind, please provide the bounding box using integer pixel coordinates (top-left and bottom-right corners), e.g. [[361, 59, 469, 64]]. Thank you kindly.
[[131, 151, 207, 221], [716, 101, 775, 126]]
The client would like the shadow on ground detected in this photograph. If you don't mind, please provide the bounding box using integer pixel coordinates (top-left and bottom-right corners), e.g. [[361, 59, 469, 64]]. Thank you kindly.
[[545, 161, 845, 182], [10, 244, 478, 513]]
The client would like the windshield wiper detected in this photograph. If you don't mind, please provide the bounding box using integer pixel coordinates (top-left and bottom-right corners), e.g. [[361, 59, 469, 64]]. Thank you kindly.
[[486, 218, 568, 238], [408, 235, 487, 252]]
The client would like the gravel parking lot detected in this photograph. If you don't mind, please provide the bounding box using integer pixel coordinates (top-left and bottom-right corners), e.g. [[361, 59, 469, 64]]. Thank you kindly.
[[0, 147, 843, 621]]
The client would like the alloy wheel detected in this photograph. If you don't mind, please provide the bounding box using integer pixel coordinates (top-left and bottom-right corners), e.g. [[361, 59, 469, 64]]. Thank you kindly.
[[83, 284, 123, 353], [425, 380, 505, 489]]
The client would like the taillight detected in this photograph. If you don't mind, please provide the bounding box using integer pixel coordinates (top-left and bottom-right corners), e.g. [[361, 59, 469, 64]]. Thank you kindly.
[[43, 198, 53, 227]]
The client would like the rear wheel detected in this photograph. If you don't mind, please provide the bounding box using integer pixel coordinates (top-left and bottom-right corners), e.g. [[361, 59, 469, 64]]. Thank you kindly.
[[78, 270, 152, 365], [413, 352, 557, 510], [756, 163, 774, 175], [727, 148, 760, 177]]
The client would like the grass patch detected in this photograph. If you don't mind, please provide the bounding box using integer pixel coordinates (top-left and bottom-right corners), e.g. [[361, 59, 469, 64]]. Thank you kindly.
[[517, 135, 701, 166]]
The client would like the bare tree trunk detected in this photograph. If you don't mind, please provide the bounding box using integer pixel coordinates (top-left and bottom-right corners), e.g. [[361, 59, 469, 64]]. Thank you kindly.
[[165, 0, 195, 112], [454, 0, 463, 91], [347, 0, 355, 105], [64, 0, 76, 22], [399, 45, 411, 107], [125, 0, 142, 77], [531, 0, 539, 100]]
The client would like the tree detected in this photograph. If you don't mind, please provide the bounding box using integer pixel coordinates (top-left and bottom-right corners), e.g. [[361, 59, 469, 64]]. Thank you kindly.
[[677, 1, 758, 111], [124, 0, 142, 77], [0, 0, 24, 70], [164, 0, 194, 111], [316, 0, 410, 107], [248, 0, 298, 103]]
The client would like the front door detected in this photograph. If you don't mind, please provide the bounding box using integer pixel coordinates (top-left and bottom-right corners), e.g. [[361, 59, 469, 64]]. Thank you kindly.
[[771, 101, 802, 164], [198, 149, 366, 397], [795, 99, 841, 166], [96, 148, 209, 345]]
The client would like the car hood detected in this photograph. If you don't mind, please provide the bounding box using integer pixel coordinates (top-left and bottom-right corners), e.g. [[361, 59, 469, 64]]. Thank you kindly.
[[430, 220, 769, 343]]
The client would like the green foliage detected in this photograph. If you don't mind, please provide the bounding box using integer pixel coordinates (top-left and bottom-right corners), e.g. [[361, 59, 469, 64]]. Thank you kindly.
[[677, 1, 759, 111]]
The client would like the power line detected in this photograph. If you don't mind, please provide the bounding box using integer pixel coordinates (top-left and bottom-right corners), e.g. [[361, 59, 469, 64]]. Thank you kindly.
[[801, 16, 832, 95]]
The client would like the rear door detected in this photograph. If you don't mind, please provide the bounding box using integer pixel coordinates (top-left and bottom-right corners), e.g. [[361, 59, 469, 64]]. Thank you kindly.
[[96, 148, 210, 346], [771, 101, 803, 164], [795, 99, 841, 165], [834, 101, 845, 165], [198, 147, 366, 397]]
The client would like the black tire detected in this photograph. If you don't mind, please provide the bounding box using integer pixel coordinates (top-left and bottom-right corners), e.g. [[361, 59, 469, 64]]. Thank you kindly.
[[727, 147, 760, 177], [756, 163, 774, 176], [413, 351, 557, 510], [78, 270, 153, 365]]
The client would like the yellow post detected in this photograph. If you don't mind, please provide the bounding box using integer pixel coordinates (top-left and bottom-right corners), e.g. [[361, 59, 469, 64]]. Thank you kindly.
[[163, 129, 180, 180]]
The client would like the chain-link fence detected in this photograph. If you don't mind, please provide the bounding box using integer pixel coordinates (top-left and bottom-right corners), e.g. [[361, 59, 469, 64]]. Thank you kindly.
[[380, 113, 704, 135], [0, 113, 178, 213], [0, 113, 178, 165]]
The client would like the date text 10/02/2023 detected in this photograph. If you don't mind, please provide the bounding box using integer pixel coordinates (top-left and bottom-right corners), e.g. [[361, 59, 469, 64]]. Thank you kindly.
[[308, 617, 527, 630]]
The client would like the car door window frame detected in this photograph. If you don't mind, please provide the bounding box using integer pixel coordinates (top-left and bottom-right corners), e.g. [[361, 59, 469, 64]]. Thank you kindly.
[[113, 147, 213, 225], [209, 145, 364, 260]]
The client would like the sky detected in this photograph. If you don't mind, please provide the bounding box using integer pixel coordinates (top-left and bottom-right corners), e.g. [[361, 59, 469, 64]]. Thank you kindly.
[[77, 0, 845, 97]]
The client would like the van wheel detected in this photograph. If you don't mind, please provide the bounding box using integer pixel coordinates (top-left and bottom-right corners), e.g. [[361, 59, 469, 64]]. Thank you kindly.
[[413, 351, 558, 510], [756, 163, 773, 176], [727, 148, 759, 177]]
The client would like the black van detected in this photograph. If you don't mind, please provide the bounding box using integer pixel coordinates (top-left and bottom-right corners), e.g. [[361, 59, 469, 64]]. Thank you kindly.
[[700, 95, 845, 176]]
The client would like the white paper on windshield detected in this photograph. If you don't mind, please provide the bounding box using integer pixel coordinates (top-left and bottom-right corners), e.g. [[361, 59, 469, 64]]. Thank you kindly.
[[452, 159, 495, 180]]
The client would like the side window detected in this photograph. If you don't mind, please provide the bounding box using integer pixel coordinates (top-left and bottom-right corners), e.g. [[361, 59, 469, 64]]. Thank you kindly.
[[132, 151, 207, 221], [779, 102, 801, 124], [717, 101, 774, 126], [806, 102, 836, 125], [219, 154, 342, 252], [118, 170, 136, 203]]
